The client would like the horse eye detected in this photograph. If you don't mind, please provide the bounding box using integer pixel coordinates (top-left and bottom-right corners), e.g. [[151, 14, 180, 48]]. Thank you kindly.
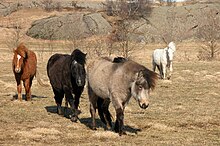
[[138, 85, 142, 90]]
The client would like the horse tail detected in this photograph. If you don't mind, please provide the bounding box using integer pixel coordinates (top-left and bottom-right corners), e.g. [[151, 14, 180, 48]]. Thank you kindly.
[[35, 70, 50, 87]]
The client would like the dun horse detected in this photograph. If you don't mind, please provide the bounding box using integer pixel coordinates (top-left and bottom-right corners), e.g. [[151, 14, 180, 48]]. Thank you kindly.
[[87, 57, 158, 135], [152, 42, 176, 79], [12, 43, 37, 101], [47, 49, 86, 122]]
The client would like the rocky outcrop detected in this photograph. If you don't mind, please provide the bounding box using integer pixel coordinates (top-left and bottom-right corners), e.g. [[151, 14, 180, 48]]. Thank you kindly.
[[26, 12, 112, 40]]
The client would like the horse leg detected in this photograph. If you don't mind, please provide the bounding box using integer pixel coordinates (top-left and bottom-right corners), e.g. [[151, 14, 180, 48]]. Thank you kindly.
[[115, 108, 125, 136], [167, 62, 173, 80], [17, 81, 22, 101], [74, 90, 83, 114], [64, 89, 79, 122], [111, 95, 125, 136], [158, 64, 163, 79], [102, 98, 112, 130], [97, 97, 107, 126], [53, 88, 64, 115], [24, 79, 31, 101], [162, 64, 166, 79], [152, 62, 156, 72], [64, 97, 68, 117], [88, 85, 98, 130]]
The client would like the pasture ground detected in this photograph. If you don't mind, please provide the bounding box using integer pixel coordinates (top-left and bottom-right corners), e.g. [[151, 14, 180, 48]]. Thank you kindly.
[[0, 42, 219, 146]]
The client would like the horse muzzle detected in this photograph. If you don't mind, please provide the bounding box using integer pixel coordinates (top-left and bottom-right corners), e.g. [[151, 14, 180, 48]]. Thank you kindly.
[[76, 79, 84, 87], [14, 67, 21, 73], [140, 103, 149, 109]]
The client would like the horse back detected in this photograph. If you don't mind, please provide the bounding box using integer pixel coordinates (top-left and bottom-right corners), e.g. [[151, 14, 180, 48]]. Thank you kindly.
[[19, 50, 37, 80], [28, 50, 37, 75], [47, 54, 70, 90], [87, 58, 114, 98]]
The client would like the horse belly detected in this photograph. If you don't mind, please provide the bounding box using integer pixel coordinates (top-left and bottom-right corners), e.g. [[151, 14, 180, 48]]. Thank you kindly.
[[153, 49, 166, 65], [48, 67, 63, 90], [20, 56, 37, 80], [153, 51, 161, 65], [89, 75, 110, 99], [88, 62, 111, 99]]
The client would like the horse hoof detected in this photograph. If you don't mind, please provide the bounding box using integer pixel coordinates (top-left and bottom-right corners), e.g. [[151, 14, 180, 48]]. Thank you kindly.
[[91, 127, 97, 130], [119, 131, 127, 136], [57, 111, 62, 115], [11, 97, 16, 101], [75, 109, 82, 115], [71, 116, 78, 122]]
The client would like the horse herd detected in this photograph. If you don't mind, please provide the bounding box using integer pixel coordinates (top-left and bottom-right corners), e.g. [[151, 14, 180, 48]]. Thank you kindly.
[[12, 42, 176, 136]]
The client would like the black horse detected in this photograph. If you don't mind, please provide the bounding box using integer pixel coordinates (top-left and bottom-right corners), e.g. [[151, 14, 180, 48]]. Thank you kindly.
[[47, 49, 86, 122]]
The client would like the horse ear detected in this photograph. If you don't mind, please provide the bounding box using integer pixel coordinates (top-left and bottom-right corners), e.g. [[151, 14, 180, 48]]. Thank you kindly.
[[25, 52, 28, 59], [137, 70, 144, 79]]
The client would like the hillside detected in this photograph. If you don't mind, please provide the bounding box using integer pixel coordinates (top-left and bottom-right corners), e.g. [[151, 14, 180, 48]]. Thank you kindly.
[[0, 1, 219, 44]]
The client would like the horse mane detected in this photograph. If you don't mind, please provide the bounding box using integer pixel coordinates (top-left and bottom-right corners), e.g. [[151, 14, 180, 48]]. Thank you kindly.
[[15, 43, 29, 58], [113, 57, 127, 63], [142, 68, 158, 90], [71, 49, 86, 65], [168, 42, 176, 52]]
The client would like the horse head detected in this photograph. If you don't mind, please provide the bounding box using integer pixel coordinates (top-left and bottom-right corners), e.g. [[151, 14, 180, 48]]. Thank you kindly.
[[70, 60, 86, 87], [130, 71, 148, 109], [167, 42, 176, 62], [70, 49, 87, 87], [13, 49, 27, 74]]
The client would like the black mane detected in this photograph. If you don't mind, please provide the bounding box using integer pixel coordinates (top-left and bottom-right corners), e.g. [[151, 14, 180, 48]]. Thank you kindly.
[[113, 57, 127, 63], [71, 49, 86, 65]]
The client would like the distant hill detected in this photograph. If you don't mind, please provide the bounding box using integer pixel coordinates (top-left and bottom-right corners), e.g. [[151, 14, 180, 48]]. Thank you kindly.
[[1, 0, 219, 43]]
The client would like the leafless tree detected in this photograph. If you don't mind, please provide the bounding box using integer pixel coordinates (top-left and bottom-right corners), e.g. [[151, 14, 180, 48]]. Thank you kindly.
[[105, 0, 152, 58], [6, 22, 24, 51], [197, 8, 220, 60]]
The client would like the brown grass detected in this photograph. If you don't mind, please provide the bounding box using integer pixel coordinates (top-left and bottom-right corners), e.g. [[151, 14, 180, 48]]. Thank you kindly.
[[0, 40, 219, 145]]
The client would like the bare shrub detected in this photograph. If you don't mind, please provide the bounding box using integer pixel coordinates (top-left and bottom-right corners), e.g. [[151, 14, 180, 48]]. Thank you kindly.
[[197, 8, 220, 60], [104, 0, 152, 58], [105, 0, 152, 19], [6, 22, 24, 51], [159, 0, 176, 6]]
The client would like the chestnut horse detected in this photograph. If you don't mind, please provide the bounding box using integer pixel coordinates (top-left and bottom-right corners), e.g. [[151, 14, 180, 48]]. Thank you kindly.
[[12, 43, 37, 101]]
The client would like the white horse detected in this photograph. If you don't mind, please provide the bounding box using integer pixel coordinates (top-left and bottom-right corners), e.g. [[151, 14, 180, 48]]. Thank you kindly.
[[152, 42, 176, 80]]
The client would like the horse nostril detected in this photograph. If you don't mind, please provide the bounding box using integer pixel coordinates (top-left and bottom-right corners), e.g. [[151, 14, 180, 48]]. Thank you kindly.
[[141, 103, 149, 109], [15, 68, 20, 73], [77, 79, 82, 86]]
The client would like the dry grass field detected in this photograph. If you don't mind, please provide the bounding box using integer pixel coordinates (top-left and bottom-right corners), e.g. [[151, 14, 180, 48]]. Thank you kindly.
[[0, 40, 219, 145], [0, 3, 219, 146]]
